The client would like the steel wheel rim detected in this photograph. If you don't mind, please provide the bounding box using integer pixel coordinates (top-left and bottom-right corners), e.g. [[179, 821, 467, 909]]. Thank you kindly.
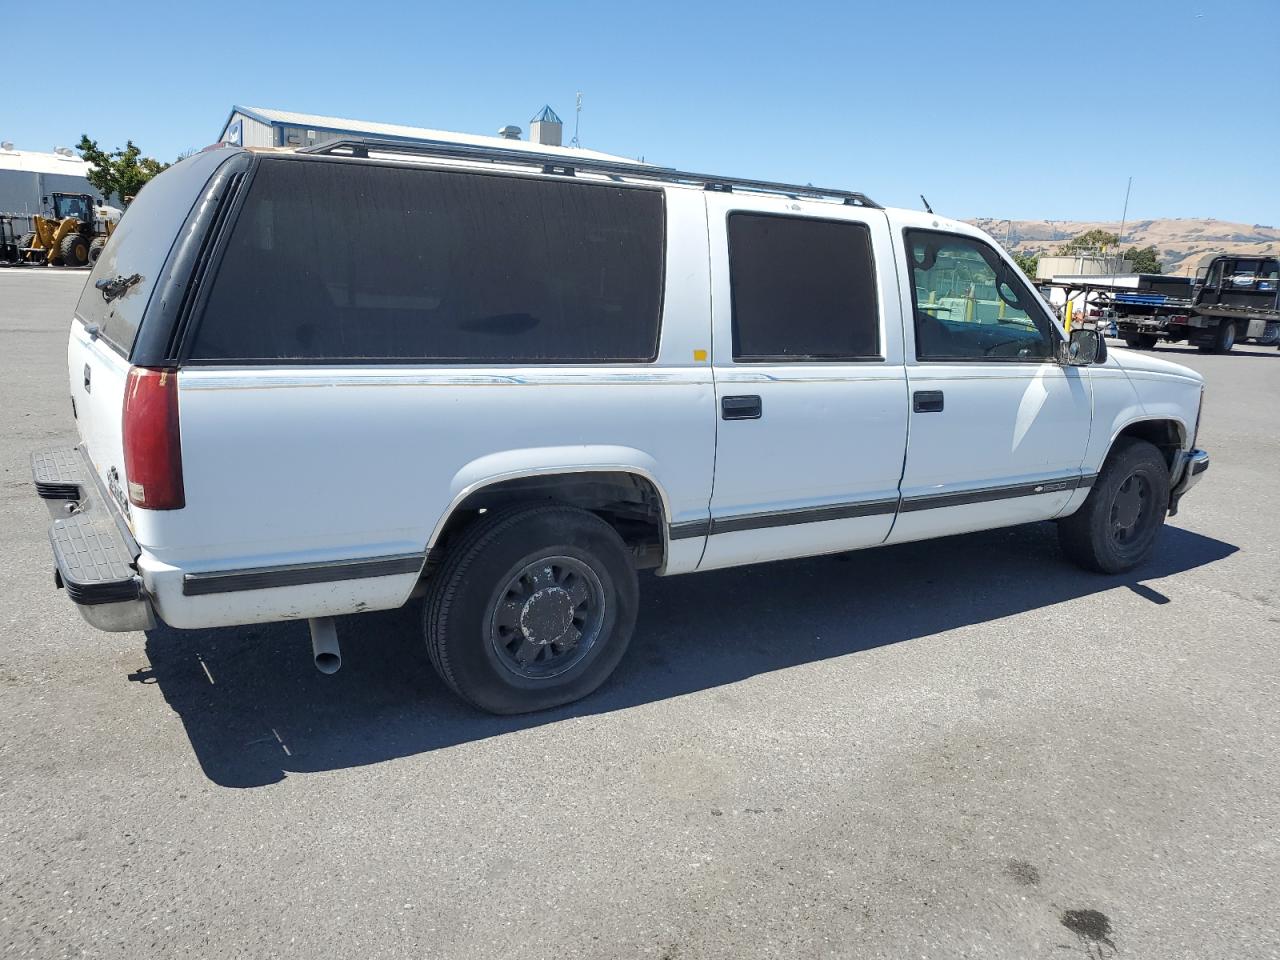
[[488, 555, 606, 680], [1109, 472, 1153, 545]]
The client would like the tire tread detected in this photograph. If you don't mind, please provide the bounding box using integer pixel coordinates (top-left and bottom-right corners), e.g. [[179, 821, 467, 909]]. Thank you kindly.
[[1058, 437, 1169, 574], [423, 503, 630, 711]]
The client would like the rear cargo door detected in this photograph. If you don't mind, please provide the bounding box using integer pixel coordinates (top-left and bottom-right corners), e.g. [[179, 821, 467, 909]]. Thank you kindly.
[[68, 149, 237, 515]]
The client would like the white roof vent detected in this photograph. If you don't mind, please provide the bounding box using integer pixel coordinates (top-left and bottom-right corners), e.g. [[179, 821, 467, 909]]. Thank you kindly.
[[54, 146, 75, 157], [0, 141, 13, 151], [497, 124, 522, 140]]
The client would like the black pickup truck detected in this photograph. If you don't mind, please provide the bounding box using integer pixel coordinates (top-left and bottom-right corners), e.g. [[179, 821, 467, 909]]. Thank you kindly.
[[1112, 256, 1280, 353]]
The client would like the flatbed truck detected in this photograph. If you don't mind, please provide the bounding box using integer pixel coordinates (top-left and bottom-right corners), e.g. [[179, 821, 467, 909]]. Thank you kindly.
[[1049, 255, 1280, 353]]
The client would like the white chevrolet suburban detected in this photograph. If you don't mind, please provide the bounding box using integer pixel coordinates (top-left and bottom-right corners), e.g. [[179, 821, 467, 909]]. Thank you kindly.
[[32, 138, 1209, 714]]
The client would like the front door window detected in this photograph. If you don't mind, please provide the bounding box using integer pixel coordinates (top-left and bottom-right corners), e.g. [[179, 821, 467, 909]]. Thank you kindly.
[[905, 231, 1056, 361]]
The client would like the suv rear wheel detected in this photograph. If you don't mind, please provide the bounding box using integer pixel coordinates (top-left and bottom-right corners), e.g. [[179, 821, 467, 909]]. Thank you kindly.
[[1057, 438, 1170, 574], [423, 504, 638, 714]]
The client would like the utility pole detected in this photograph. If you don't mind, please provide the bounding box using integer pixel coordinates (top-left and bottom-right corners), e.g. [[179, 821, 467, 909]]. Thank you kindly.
[[1117, 176, 1133, 267]]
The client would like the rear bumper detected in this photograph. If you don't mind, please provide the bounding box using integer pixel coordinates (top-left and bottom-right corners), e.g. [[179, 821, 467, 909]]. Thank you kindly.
[[1169, 448, 1209, 516], [31, 445, 157, 632]]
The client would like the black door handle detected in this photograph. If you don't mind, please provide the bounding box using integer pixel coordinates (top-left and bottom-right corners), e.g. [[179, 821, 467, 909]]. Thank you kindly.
[[913, 389, 943, 413], [83, 364, 91, 392], [722, 395, 762, 420]]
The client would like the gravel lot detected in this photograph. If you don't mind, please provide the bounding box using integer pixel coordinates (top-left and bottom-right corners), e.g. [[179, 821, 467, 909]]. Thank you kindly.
[[2, 268, 1277, 959]]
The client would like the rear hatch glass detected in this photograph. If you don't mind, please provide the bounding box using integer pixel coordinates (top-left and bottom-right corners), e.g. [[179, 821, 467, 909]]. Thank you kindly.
[[75, 148, 235, 355], [69, 148, 237, 514]]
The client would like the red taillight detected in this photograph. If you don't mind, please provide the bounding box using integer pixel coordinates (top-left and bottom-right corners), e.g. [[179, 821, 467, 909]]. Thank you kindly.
[[122, 366, 185, 510]]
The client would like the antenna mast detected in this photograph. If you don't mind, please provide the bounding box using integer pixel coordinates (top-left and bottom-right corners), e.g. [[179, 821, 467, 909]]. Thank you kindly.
[[570, 92, 583, 147]]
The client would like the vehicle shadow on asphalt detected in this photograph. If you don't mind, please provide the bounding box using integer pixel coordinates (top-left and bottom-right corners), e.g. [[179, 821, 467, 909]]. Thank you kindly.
[[136, 522, 1237, 788]]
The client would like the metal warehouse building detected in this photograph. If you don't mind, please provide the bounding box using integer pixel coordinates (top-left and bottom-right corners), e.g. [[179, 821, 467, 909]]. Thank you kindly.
[[218, 105, 626, 160], [0, 145, 103, 217]]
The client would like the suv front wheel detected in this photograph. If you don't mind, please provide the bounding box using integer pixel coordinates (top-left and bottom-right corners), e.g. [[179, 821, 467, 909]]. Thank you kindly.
[[1057, 438, 1170, 574], [423, 504, 638, 714]]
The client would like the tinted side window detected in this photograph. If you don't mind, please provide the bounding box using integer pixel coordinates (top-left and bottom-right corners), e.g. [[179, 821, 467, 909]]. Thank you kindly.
[[727, 214, 879, 361], [190, 159, 665, 363], [76, 149, 232, 354], [905, 230, 1055, 362]]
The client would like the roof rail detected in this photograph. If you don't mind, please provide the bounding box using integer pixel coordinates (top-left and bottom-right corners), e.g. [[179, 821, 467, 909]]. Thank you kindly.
[[299, 137, 881, 209]]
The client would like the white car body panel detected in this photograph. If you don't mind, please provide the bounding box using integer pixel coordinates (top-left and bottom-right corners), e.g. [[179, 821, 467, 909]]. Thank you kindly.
[[698, 191, 909, 570], [54, 150, 1209, 633]]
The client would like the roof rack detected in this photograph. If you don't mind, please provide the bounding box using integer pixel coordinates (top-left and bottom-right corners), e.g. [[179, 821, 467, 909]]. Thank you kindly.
[[299, 137, 881, 209]]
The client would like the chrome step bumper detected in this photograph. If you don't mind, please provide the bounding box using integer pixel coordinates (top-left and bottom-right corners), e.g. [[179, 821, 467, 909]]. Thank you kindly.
[[31, 445, 156, 632]]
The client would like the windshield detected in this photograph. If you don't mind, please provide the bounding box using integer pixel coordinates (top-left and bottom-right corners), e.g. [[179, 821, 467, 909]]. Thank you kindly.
[[53, 194, 93, 222]]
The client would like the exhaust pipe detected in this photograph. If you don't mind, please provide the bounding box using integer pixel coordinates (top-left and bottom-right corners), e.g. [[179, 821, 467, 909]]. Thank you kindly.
[[308, 617, 341, 674]]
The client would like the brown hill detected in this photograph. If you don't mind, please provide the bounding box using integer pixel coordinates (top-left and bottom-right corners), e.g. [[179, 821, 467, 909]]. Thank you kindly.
[[968, 218, 1280, 276]]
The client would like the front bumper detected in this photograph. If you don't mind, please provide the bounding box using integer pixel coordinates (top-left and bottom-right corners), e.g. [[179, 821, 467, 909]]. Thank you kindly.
[[31, 446, 156, 632], [1169, 448, 1209, 516]]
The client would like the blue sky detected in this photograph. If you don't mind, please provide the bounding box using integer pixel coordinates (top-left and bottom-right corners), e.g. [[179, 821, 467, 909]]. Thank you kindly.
[[8, 0, 1278, 224]]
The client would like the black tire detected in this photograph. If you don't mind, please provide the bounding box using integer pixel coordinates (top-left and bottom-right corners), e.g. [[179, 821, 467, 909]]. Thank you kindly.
[[1196, 344, 1213, 352], [1058, 438, 1170, 574], [1136, 333, 1158, 350], [17, 232, 38, 263], [423, 504, 638, 714], [87, 236, 106, 266], [1213, 320, 1236, 354], [1121, 335, 1141, 348], [59, 232, 89, 267]]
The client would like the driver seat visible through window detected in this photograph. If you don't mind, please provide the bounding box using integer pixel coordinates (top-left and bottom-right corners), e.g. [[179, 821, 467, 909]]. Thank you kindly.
[[905, 230, 1054, 362]]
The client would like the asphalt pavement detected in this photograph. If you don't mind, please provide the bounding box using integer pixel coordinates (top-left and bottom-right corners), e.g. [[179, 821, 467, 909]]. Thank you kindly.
[[2, 268, 1277, 959]]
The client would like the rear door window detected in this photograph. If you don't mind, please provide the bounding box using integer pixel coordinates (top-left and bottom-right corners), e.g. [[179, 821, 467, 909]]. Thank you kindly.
[[75, 149, 231, 355], [727, 213, 880, 361], [189, 158, 666, 363]]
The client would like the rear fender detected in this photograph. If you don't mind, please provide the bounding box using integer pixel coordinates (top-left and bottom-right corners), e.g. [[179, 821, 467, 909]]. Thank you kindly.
[[430, 446, 695, 574]]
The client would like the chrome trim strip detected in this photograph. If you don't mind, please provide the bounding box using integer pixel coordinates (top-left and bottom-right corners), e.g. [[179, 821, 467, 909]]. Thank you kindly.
[[900, 474, 1088, 513], [669, 519, 711, 540], [669, 497, 898, 539], [711, 498, 899, 534], [180, 370, 711, 390], [182, 553, 424, 596]]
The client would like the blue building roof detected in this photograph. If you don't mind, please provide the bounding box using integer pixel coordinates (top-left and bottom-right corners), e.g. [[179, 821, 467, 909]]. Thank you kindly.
[[531, 105, 562, 124]]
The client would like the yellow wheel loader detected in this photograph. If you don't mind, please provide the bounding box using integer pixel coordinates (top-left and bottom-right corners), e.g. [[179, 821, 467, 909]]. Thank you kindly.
[[18, 193, 117, 267]]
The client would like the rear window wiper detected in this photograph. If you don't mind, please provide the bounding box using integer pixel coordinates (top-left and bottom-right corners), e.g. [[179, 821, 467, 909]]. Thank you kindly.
[[95, 273, 143, 303]]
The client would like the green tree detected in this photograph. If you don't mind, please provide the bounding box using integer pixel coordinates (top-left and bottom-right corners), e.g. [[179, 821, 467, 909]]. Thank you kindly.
[[1013, 251, 1040, 277], [76, 135, 171, 204], [1056, 229, 1120, 255], [1124, 245, 1162, 274]]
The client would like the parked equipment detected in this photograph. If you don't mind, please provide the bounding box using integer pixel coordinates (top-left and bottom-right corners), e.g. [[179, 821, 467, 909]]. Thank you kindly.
[[28, 138, 1210, 715], [0, 216, 21, 263], [1049, 255, 1280, 353], [16, 193, 118, 267]]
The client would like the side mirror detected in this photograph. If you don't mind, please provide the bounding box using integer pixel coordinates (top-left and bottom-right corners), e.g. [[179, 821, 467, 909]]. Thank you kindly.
[[1062, 327, 1107, 366]]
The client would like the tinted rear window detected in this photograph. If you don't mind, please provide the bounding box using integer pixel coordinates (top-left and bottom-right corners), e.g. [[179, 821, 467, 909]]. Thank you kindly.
[[76, 149, 231, 354], [189, 158, 666, 363], [728, 213, 880, 361]]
